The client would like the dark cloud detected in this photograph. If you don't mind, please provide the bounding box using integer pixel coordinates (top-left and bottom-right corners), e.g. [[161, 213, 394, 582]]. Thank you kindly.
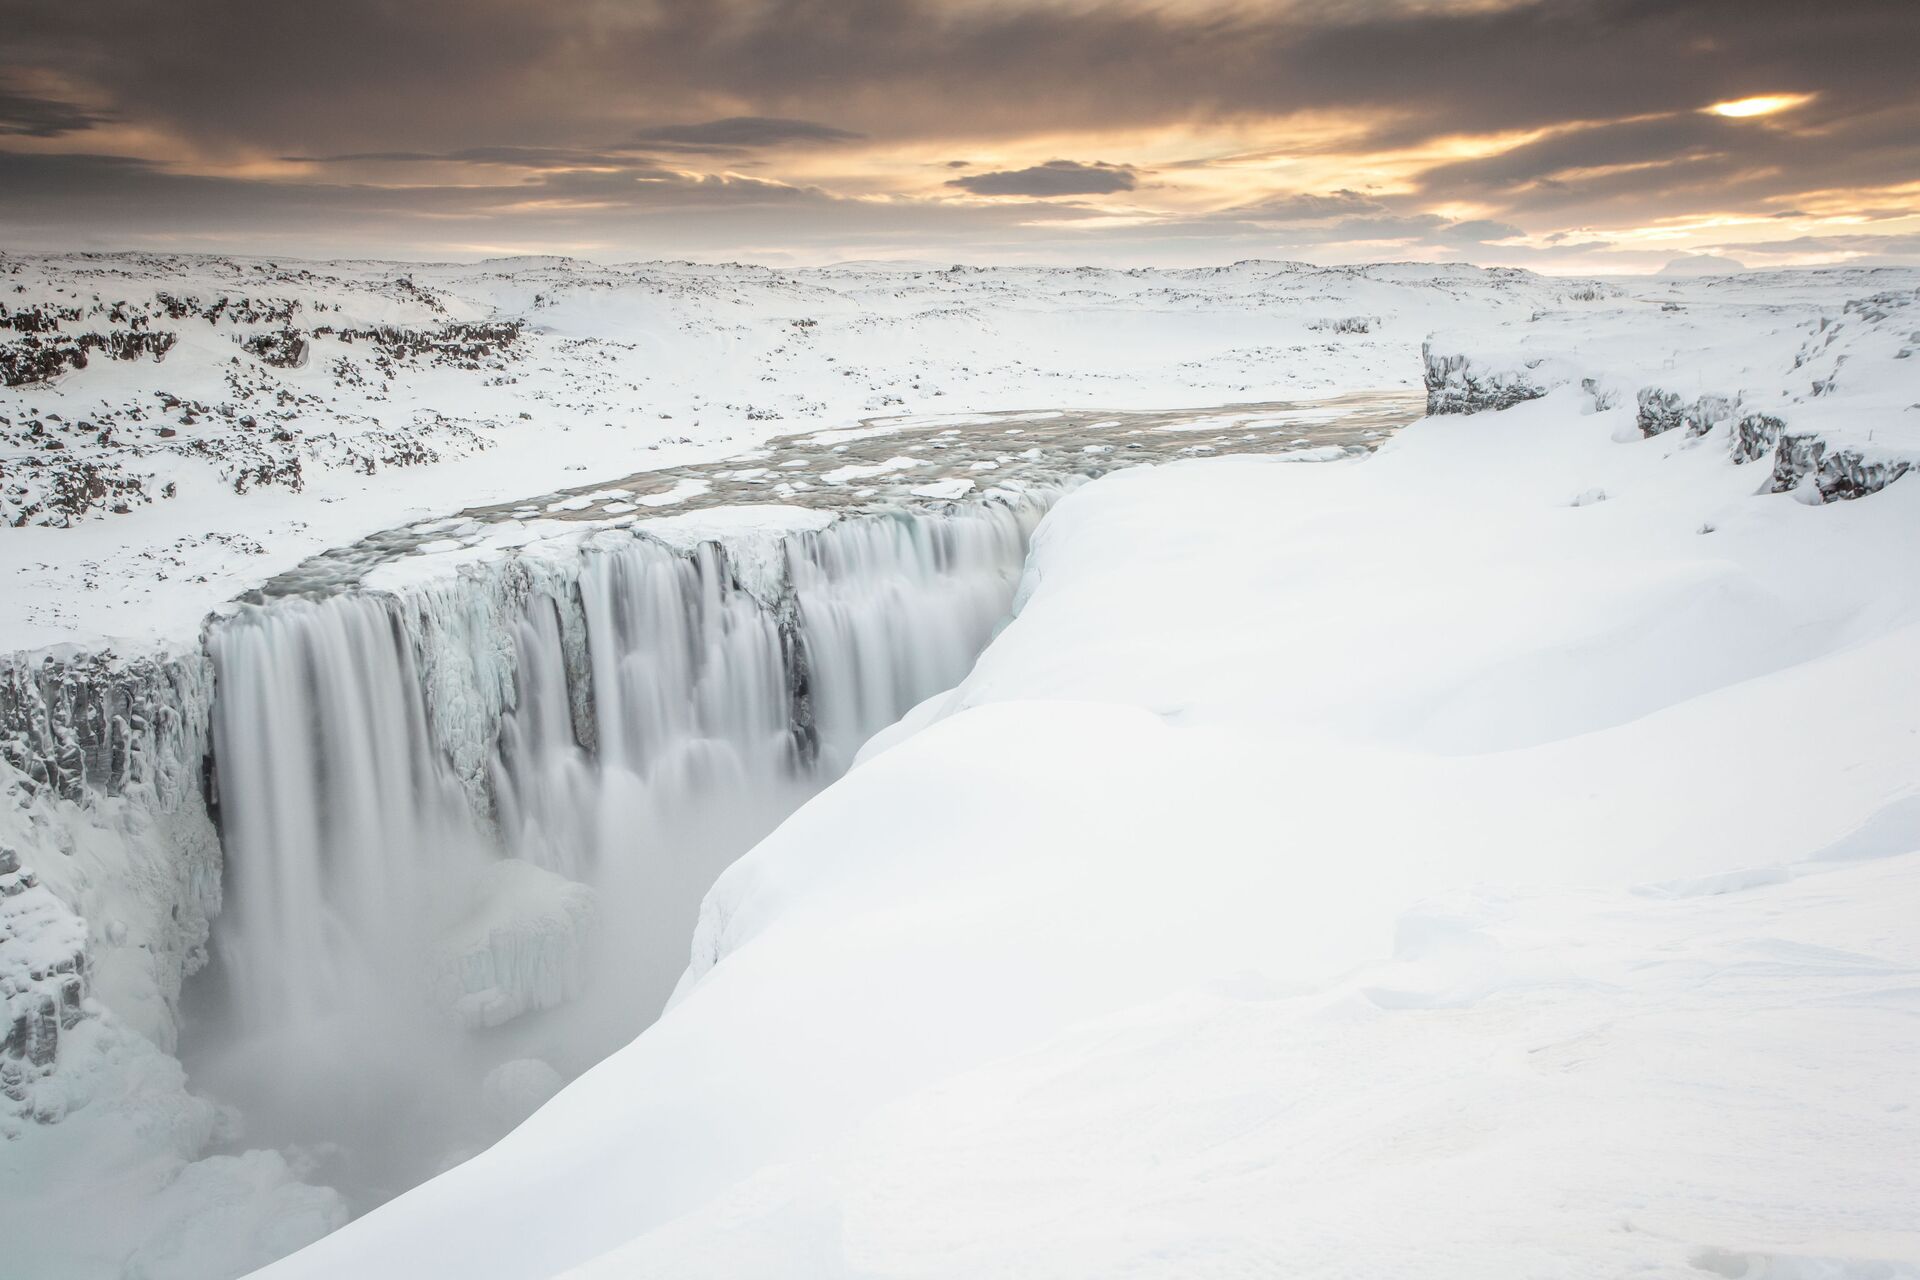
[[0, 150, 817, 224], [0, 0, 1916, 259], [1439, 219, 1528, 245], [619, 116, 863, 153], [0, 147, 1097, 260], [280, 121, 863, 179], [286, 146, 675, 172], [1416, 116, 1731, 195], [948, 161, 1136, 197], [0, 86, 111, 137], [1411, 96, 1920, 223], [7, 0, 1911, 154]]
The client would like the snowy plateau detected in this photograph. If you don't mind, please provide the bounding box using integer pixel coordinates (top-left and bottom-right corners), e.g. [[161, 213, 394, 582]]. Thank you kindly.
[[1, 252, 1918, 1280]]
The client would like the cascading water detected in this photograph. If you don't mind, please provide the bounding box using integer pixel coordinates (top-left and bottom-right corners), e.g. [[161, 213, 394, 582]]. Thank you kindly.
[[186, 493, 1055, 1211], [208, 596, 490, 1035]]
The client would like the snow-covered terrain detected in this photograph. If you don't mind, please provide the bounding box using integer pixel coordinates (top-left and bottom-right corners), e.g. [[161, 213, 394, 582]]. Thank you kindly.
[[266, 266, 1918, 1279], [0, 253, 1551, 653], [3, 254, 1918, 1279]]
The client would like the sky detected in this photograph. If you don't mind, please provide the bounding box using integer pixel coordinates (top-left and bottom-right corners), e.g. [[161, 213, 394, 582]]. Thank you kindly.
[[2, 0, 1917, 272]]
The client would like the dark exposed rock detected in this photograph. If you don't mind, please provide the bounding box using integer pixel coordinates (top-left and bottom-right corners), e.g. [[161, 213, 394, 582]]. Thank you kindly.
[[1, 845, 92, 1088], [1633, 390, 1908, 502], [1422, 346, 1547, 415], [313, 321, 523, 370], [0, 650, 203, 802], [777, 596, 819, 770], [1731, 413, 1786, 464], [0, 303, 83, 334], [1768, 434, 1914, 502], [0, 329, 177, 387], [239, 328, 310, 369], [1636, 388, 1734, 438], [28, 994, 58, 1066], [155, 293, 298, 326]]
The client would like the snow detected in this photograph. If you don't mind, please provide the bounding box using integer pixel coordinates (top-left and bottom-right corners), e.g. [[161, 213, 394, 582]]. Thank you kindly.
[[632, 477, 710, 508], [819, 456, 926, 485], [481, 1059, 564, 1127], [247, 269, 1920, 1278], [906, 478, 974, 500], [0, 652, 219, 1054], [610, 858, 1920, 1280], [0, 1014, 345, 1280], [3, 255, 1917, 1279]]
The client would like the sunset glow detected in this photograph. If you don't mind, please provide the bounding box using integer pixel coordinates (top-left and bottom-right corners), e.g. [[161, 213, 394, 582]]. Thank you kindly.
[[1706, 93, 1815, 119]]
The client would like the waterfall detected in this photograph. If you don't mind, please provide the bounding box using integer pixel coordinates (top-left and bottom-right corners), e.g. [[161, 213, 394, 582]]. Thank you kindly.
[[191, 492, 1055, 1207], [208, 595, 489, 1033]]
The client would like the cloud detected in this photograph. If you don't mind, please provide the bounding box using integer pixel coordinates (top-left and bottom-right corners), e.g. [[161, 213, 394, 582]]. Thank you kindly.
[[0, 147, 1097, 258], [16, 0, 1908, 158], [1703, 233, 1920, 259], [1438, 218, 1527, 244], [948, 161, 1136, 197], [286, 146, 673, 172], [1313, 213, 1525, 246], [1229, 190, 1388, 222], [285, 122, 860, 170], [1416, 116, 1731, 196], [2, 0, 1916, 262], [619, 116, 862, 153], [1408, 95, 1920, 224], [0, 149, 820, 223], [0, 86, 111, 137]]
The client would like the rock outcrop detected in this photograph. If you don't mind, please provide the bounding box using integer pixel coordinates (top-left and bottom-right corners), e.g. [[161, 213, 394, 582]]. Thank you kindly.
[[1422, 346, 1548, 415], [1636, 388, 1736, 438], [1768, 433, 1914, 501], [1, 842, 89, 1109]]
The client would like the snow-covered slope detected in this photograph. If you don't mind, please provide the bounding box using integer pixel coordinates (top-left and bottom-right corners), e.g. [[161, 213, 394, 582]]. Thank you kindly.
[[253, 271, 1920, 1279]]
